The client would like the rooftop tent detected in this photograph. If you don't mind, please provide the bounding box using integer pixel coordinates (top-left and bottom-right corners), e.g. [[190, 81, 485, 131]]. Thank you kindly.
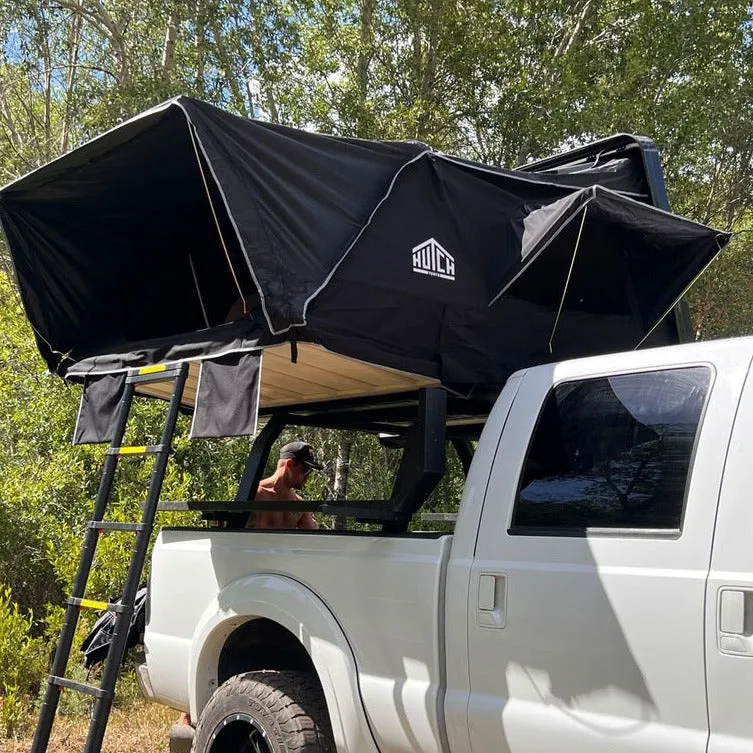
[[0, 97, 731, 426], [0, 99, 427, 373]]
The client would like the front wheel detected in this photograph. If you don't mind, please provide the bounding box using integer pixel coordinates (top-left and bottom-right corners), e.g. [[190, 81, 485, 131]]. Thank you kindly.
[[191, 670, 334, 753]]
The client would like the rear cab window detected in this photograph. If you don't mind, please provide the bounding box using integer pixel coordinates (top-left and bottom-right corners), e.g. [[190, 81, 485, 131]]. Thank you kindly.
[[510, 366, 711, 535]]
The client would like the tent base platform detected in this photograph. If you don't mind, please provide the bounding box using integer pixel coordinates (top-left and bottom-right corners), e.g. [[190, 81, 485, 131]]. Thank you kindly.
[[135, 342, 438, 413]]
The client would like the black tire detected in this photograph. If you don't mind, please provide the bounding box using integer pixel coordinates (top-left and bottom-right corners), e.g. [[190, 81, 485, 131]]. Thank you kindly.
[[191, 670, 335, 753]]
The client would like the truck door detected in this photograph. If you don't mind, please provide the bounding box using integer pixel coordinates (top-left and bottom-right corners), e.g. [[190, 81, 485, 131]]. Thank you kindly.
[[466, 357, 741, 753], [706, 355, 753, 753]]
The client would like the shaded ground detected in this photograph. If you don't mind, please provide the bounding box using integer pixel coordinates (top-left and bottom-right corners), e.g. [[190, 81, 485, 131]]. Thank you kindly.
[[0, 701, 175, 753]]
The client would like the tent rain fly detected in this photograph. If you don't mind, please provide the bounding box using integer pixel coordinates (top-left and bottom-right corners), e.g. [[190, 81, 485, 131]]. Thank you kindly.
[[0, 96, 731, 439]]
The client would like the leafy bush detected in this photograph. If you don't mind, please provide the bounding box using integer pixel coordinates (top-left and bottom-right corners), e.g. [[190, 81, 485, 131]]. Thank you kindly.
[[0, 501, 62, 625], [0, 587, 47, 738]]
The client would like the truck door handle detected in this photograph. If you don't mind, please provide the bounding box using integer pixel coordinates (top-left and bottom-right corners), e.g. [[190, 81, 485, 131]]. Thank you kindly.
[[476, 573, 506, 629], [719, 588, 753, 656]]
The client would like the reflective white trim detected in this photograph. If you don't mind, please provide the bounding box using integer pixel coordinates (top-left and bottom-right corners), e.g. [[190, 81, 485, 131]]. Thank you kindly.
[[0, 98, 180, 192], [188, 360, 206, 438], [171, 100, 276, 335], [489, 189, 596, 307], [253, 352, 263, 436], [71, 379, 88, 446], [66, 344, 265, 379], [188, 253, 210, 328], [294, 150, 432, 334], [434, 151, 599, 192], [489, 183, 731, 309], [635, 234, 728, 349]]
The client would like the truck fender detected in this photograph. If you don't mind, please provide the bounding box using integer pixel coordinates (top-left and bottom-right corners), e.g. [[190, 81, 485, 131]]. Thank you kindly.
[[189, 572, 380, 753]]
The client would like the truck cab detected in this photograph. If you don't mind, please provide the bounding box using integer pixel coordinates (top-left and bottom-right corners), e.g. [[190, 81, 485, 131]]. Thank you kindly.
[[452, 335, 753, 753]]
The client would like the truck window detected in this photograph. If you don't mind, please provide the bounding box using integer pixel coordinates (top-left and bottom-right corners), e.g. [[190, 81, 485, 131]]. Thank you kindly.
[[510, 366, 711, 533]]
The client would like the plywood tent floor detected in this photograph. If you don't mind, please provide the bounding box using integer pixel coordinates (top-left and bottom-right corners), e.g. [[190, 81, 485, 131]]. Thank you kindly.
[[134, 343, 437, 411]]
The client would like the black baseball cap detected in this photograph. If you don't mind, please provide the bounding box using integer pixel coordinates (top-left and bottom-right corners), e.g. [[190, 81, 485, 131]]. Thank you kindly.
[[279, 441, 323, 470]]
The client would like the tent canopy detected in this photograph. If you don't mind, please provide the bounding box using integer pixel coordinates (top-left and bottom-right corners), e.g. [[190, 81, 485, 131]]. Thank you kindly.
[[0, 97, 730, 398]]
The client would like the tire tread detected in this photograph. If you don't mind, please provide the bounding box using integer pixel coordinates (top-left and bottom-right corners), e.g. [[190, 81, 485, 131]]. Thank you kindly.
[[192, 670, 334, 753]]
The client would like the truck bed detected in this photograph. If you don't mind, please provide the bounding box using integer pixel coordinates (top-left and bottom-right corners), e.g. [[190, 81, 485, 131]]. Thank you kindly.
[[146, 527, 453, 753]]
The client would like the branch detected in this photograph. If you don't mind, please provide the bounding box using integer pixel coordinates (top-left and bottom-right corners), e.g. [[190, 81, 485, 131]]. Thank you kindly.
[[0, 84, 24, 150], [0, 121, 35, 176], [702, 157, 725, 226], [208, 15, 248, 116], [51, 0, 130, 86], [555, 0, 594, 58], [602, 444, 659, 518]]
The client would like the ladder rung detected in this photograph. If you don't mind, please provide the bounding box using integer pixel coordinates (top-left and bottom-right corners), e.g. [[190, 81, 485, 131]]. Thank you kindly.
[[127, 364, 187, 385], [107, 444, 165, 457], [66, 597, 132, 614], [49, 676, 110, 699], [89, 520, 145, 532]]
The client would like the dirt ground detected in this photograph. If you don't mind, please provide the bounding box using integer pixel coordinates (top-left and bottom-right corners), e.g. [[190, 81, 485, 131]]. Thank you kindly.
[[0, 701, 176, 753]]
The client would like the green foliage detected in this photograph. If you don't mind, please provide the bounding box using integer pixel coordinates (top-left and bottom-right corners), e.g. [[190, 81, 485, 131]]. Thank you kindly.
[[1, 0, 753, 731], [0, 500, 62, 621], [0, 587, 46, 737], [687, 233, 753, 340]]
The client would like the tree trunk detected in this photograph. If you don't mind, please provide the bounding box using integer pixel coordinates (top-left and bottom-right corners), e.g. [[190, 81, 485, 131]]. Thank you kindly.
[[356, 0, 375, 136], [195, 0, 206, 96], [409, 2, 439, 141], [333, 435, 353, 530], [161, 10, 181, 78], [61, 13, 83, 153], [28, 3, 53, 161], [208, 14, 248, 115], [265, 88, 280, 124], [554, 0, 594, 58], [54, 1, 130, 87]]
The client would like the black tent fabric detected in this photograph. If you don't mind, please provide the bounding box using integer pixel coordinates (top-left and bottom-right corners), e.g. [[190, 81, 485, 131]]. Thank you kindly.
[[72, 349, 262, 444], [80, 586, 147, 669], [189, 350, 261, 439], [0, 96, 731, 391], [73, 373, 127, 444], [495, 185, 722, 342]]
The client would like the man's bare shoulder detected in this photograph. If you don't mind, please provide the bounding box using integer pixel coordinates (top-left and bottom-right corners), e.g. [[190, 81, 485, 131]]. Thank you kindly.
[[255, 484, 277, 501], [255, 479, 302, 502]]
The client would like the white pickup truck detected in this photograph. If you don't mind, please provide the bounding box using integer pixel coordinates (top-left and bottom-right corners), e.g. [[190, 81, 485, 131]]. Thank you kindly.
[[140, 335, 753, 753]]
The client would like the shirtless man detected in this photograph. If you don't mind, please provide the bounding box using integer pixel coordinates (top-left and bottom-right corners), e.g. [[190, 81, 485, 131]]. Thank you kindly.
[[247, 441, 321, 530], [174, 442, 322, 731]]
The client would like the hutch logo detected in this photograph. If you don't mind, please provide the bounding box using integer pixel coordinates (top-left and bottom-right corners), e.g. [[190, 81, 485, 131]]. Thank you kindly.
[[411, 238, 455, 281]]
